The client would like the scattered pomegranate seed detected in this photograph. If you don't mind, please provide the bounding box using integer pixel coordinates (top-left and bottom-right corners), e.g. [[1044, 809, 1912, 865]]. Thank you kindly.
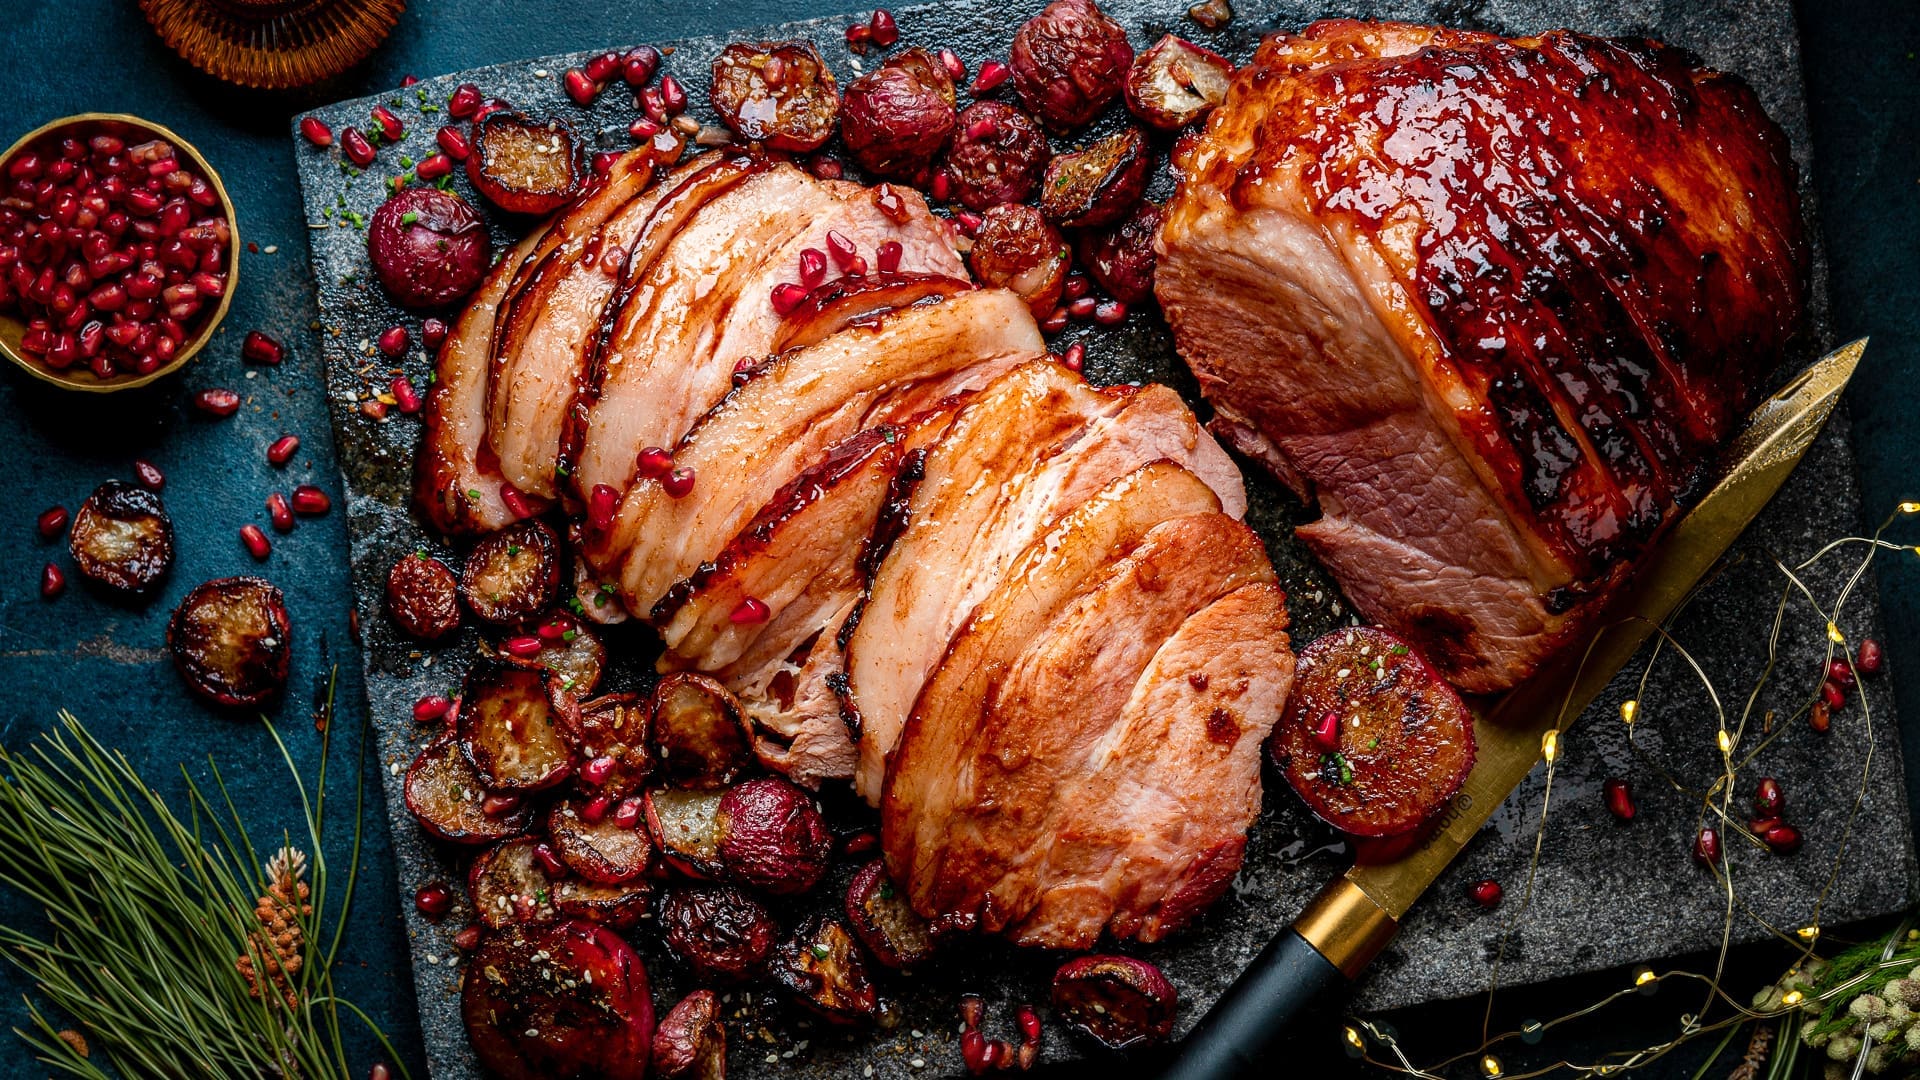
[[582, 755, 617, 786], [481, 792, 522, 818], [392, 376, 422, 414], [412, 882, 453, 919], [1692, 825, 1722, 865], [798, 248, 827, 287], [662, 466, 697, 499], [1066, 295, 1098, 321], [40, 563, 64, 599], [499, 483, 531, 519], [929, 169, 954, 203], [531, 842, 568, 878], [266, 492, 294, 531], [267, 434, 300, 466], [730, 597, 771, 624], [1810, 700, 1832, 733], [623, 47, 661, 86], [370, 104, 405, 141], [132, 458, 164, 490], [1060, 341, 1085, 372], [400, 74, 419, 87], [564, 68, 600, 105], [370, 1063, 394, 1080], [635, 446, 674, 479], [413, 695, 453, 723], [637, 87, 667, 124], [588, 483, 619, 532], [447, 83, 483, 119], [1753, 777, 1784, 818], [629, 117, 662, 141], [422, 317, 449, 351], [1827, 657, 1856, 689], [842, 830, 878, 856], [808, 155, 845, 180], [869, 8, 900, 46], [1093, 299, 1128, 326], [964, 114, 999, 141], [846, 23, 873, 48], [771, 281, 809, 315], [451, 924, 484, 951], [299, 116, 334, 147], [1603, 777, 1635, 822], [291, 484, 331, 515], [239, 523, 271, 560], [1762, 823, 1803, 854], [1309, 709, 1339, 750], [36, 506, 68, 539], [952, 209, 983, 236], [341, 128, 376, 168], [241, 330, 283, 365], [415, 152, 453, 181], [962, 1031, 994, 1076], [580, 794, 613, 824], [659, 75, 687, 115], [537, 615, 573, 641], [1039, 307, 1069, 334], [873, 183, 910, 223], [585, 51, 622, 83], [590, 151, 616, 176], [193, 387, 241, 417], [1857, 638, 1884, 677], [825, 230, 859, 269], [970, 60, 1011, 96], [1467, 879, 1502, 908], [938, 49, 967, 83], [503, 635, 542, 659], [843, 254, 868, 277], [876, 241, 903, 274], [1822, 680, 1847, 711], [378, 324, 409, 358], [611, 797, 643, 830]]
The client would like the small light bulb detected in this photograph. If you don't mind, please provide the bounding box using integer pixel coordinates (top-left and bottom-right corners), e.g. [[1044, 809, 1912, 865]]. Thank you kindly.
[[1899, 501, 1920, 515], [1619, 699, 1638, 725], [1782, 990, 1804, 1006], [1798, 925, 1821, 941], [1635, 967, 1656, 986], [1480, 1054, 1504, 1078], [1344, 1026, 1364, 1050], [1541, 729, 1559, 763], [1828, 621, 1845, 644], [1716, 729, 1733, 753]]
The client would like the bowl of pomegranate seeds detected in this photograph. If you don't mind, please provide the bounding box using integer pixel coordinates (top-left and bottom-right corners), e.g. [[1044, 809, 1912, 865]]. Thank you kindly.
[[0, 113, 239, 391]]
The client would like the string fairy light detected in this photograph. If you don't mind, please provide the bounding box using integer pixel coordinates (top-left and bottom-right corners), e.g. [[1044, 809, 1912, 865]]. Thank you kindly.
[[1618, 699, 1638, 725]]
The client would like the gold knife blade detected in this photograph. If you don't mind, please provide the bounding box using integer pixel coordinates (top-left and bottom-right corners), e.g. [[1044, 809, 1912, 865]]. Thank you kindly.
[[1294, 339, 1868, 976]]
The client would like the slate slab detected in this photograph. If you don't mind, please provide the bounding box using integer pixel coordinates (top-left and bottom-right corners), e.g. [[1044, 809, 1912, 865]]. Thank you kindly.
[[293, 0, 1917, 1075]]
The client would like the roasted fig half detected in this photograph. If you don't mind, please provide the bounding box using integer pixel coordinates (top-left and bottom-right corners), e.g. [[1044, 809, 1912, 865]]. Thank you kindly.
[[1051, 954, 1177, 1050], [650, 673, 755, 790], [552, 876, 653, 929], [386, 552, 461, 641], [466, 112, 583, 216], [508, 610, 606, 696], [770, 914, 879, 1025], [404, 736, 533, 845], [644, 787, 729, 880], [1124, 35, 1233, 131], [69, 480, 173, 594], [461, 919, 654, 1080], [1010, 0, 1135, 131], [166, 577, 291, 708], [468, 836, 560, 928], [710, 41, 841, 153], [461, 519, 562, 625], [565, 692, 653, 799], [844, 860, 934, 969], [942, 102, 1051, 211], [1039, 127, 1151, 229], [366, 187, 493, 308], [651, 990, 727, 1080], [969, 204, 1070, 318], [1268, 626, 1476, 838], [715, 777, 833, 896], [459, 659, 577, 792], [546, 796, 653, 884], [658, 884, 779, 985], [841, 48, 957, 179], [1074, 199, 1161, 305]]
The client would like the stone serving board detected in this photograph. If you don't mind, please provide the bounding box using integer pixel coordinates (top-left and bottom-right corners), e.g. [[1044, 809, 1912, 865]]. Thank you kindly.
[[294, 0, 1916, 1076]]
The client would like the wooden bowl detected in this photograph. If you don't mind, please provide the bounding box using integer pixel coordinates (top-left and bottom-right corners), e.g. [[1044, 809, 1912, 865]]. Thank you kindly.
[[0, 113, 240, 393]]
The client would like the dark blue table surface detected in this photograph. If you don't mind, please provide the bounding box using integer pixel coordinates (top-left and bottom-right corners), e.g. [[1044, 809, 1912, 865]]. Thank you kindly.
[[0, 2, 1913, 1077]]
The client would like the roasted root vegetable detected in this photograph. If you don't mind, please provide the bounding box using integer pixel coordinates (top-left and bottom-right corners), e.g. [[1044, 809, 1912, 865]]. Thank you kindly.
[[651, 990, 727, 1080], [1124, 35, 1233, 130], [649, 673, 755, 789], [1051, 954, 1177, 1050], [844, 859, 935, 969], [565, 693, 653, 798], [459, 659, 576, 792], [405, 736, 533, 845], [709, 41, 841, 152], [166, 577, 291, 708], [386, 552, 462, 640], [553, 876, 653, 929], [1010, 0, 1135, 131], [466, 112, 583, 216], [69, 480, 173, 593], [460, 519, 562, 624], [969, 204, 1070, 318], [942, 102, 1051, 211], [468, 837, 560, 928], [366, 187, 493, 308], [1268, 626, 1475, 837], [715, 777, 834, 896], [657, 884, 779, 984], [461, 919, 654, 1080], [546, 796, 653, 883], [841, 48, 957, 178], [770, 915, 879, 1025], [510, 610, 605, 695], [644, 787, 728, 879], [1074, 199, 1161, 305], [1039, 127, 1152, 229]]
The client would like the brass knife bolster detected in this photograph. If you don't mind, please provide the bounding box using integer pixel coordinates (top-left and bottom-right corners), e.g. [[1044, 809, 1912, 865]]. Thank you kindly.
[[1293, 878, 1398, 980]]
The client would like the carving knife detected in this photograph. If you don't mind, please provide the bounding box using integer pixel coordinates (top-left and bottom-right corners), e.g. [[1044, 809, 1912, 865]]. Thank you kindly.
[[1162, 339, 1868, 1078]]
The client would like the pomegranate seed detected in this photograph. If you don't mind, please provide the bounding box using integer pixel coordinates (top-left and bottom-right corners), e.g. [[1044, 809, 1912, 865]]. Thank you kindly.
[[530, 842, 568, 878], [378, 324, 408, 357], [36, 506, 67, 539], [413, 695, 453, 723], [1857, 638, 1884, 676], [637, 88, 667, 123], [590, 151, 616, 176], [40, 563, 64, 599], [1018, 1004, 1041, 1043], [291, 484, 331, 515], [771, 281, 809, 315], [628, 117, 662, 141], [193, 387, 240, 416], [730, 597, 770, 624], [564, 68, 600, 105], [537, 616, 572, 641], [581, 755, 617, 786], [659, 75, 687, 115], [808, 155, 845, 180], [412, 882, 453, 919], [873, 182, 910, 223], [239, 523, 271, 560], [132, 459, 164, 490], [1827, 657, 1855, 689], [580, 794, 613, 824], [877, 240, 903, 273], [588, 483, 619, 531], [370, 104, 404, 141], [1060, 341, 1085, 372], [1822, 680, 1847, 711], [825, 230, 858, 269], [585, 51, 623, 83], [1067, 295, 1098, 320], [1093, 299, 1128, 326], [953, 209, 983, 236], [962, 1031, 993, 1076], [1749, 815, 1781, 837], [481, 792, 522, 818], [1603, 777, 1636, 821], [635, 446, 674, 480], [341, 127, 376, 168], [362, 397, 389, 420], [299, 117, 334, 147], [499, 483, 531, 520], [971, 60, 1011, 96], [842, 830, 878, 856], [503, 635, 542, 659], [447, 83, 483, 119], [622, 47, 660, 86], [241, 329, 283, 365], [1754, 777, 1784, 818], [415, 152, 453, 181], [1763, 823, 1803, 854], [798, 248, 827, 287], [392, 376, 422, 414], [846, 23, 873, 47], [1040, 307, 1069, 334], [611, 797, 643, 830], [401, 74, 419, 87], [869, 8, 899, 46], [938, 49, 967, 83], [451, 925, 484, 951], [267, 492, 294, 531], [1467, 879, 1502, 908], [1810, 700, 1831, 733], [431, 127, 471, 165], [422, 317, 449, 351], [930, 169, 953, 203], [1309, 709, 1339, 750], [662, 466, 696, 499], [1692, 825, 1722, 865], [267, 434, 300, 465]]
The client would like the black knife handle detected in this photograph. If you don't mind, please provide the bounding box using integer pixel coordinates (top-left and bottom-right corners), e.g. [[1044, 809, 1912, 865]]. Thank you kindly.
[[1159, 929, 1349, 1079]]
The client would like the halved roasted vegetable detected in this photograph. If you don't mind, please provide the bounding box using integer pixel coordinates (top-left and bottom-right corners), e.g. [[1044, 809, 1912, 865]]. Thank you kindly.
[[546, 796, 653, 884], [644, 787, 728, 879], [650, 673, 755, 790], [459, 659, 576, 792], [468, 836, 560, 929], [406, 736, 533, 845], [845, 859, 934, 969], [552, 876, 653, 929], [969, 204, 1069, 319], [460, 519, 562, 625], [565, 692, 653, 798], [507, 609, 606, 695], [166, 577, 291, 708], [466, 112, 583, 216], [715, 777, 833, 895], [1123, 34, 1233, 131], [461, 920, 653, 1080], [657, 884, 778, 984], [69, 480, 173, 593], [1039, 127, 1152, 229], [386, 552, 461, 641], [709, 41, 841, 152], [651, 990, 726, 1080], [1050, 954, 1177, 1050], [770, 915, 879, 1025]]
